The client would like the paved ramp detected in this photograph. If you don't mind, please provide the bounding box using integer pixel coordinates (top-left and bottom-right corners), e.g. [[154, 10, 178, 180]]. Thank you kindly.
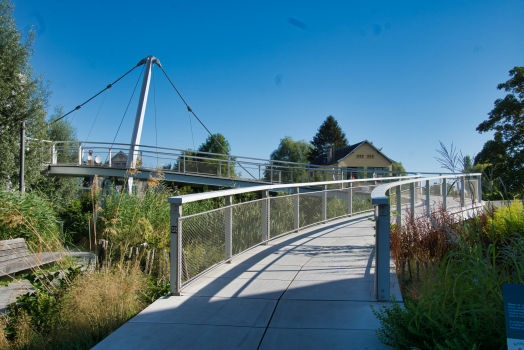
[[94, 215, 401, 350]]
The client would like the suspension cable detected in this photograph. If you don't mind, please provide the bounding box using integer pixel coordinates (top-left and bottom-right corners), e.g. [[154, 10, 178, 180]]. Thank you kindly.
[[49, 64, 141, 125], [158, 65, 256, 180], [86, 89, 108, 140]]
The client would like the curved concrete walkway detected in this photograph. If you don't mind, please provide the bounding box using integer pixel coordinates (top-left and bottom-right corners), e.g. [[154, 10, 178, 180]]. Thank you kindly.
[[94, 214, 401, 350]]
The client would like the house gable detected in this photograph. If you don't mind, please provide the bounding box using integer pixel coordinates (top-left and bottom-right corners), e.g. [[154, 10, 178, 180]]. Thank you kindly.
[[337, 141, 393, 169]]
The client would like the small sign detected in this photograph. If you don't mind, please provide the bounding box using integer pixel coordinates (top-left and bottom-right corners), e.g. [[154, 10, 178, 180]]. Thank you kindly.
[[171, 225, 178, 234], [503, 284, 524, 350]]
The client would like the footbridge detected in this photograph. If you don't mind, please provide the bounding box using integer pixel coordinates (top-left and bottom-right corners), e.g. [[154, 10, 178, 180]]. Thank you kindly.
[[92, 173, 483, 349], [40, 55, 416, 191]]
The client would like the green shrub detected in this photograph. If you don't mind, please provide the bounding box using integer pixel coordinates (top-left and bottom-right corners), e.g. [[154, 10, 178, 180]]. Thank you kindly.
[[486, 200, 524, 241]]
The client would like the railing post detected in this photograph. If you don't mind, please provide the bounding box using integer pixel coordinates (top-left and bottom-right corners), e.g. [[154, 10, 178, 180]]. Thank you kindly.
[[375, 203, 391, 301], [259, 165, 261, 180], [396, 185, 402, 226], [183, 152, 186, 174], [52, 144, 57, 165], [322, 185, 327, 223], [270, 164, 273, 183], [348, 182, 353, 216], [78, 143, 82, 165], [478, 174, 482, 203], [170, 203, 182, 296], [442, 178, 447, 210], [460, 176, 465, 208], [219, 160, 222, 177], [228, 156, 231, 178], [261, 190, 270, 244], [307, 166, 310, 182], [410, 182, 415, 218], [426, 180, 430, 216], [108, 149, 112, 167], [294, 187, 299, 232], [291, 167, 294, 183], [225, 196, 233, 262]]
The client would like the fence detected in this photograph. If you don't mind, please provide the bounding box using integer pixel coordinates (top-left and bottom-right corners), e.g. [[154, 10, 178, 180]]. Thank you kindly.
[[371, 173, 483, 301], [43, 140, 417, 184], [167, 175, 422, 296]]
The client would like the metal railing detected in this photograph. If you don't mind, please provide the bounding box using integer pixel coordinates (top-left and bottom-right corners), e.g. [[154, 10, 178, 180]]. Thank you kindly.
[[44, 140, 417, 184], [370, 173, 483, 301], [167, 175, 422, 296]]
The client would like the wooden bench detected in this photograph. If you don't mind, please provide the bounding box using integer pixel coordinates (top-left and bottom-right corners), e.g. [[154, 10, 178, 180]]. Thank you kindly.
[[0, 238, 62, 278]]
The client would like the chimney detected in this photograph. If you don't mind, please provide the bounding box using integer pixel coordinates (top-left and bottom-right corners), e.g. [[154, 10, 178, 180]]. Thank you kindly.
[[326, 145, 333, 164]]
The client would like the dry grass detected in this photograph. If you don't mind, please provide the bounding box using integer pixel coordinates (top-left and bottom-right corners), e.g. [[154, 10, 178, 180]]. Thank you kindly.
[[1, 264, 148, 350]]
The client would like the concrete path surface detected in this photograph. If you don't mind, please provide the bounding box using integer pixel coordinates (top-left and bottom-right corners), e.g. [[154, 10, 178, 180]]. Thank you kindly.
[[94, 214, 402, 350]]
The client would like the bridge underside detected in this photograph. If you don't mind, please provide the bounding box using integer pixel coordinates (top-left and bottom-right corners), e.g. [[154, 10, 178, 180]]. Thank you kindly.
[[46, 165, 268, 188]]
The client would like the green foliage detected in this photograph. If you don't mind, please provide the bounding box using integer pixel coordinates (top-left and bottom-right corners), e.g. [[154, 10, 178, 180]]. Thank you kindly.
[[0, 0, 50, 190], [391, 161, 406, 176], [308, 115, 348, 162], [270, 136, 312, 164], [486, 200, 524, 241], [140, 275, 170, 304], [182, 133, 239, 177], [0, 189, 59, 249], [476, 66, 524, 195], [374, 206, 523, 350], [61, 191, 93, 244], [267, 136, 313, 183]]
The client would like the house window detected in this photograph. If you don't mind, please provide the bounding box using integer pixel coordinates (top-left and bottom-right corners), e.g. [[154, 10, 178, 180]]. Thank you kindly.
[[356, 155, 364, 159], [367, 155, 374, 159]]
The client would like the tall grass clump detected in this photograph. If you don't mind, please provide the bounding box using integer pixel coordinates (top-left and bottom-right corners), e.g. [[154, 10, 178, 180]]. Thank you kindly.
[[0, 190, 60, 250], [373, 202, 524, 350]]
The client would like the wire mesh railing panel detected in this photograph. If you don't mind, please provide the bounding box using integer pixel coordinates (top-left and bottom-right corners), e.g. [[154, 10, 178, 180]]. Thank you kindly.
[[232, 200, 263, 254], [180, 209, 226, 283], [352, 185, 375, 213], [326, 189, 349, 220], [270, 195, 295, 238], [299, 192, 322, 227]]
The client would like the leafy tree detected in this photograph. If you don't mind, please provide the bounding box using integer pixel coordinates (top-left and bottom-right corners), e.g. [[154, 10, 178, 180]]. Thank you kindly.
[[182, 133, 239, 177], [35, 106, 80, 213], [267, 136, 313, 183], [392, 161, 406, 176], [0, 0, 50, 190], [463, 155, 472, 172], [476, 67, 524, 195], [308, 115, 348, 162]]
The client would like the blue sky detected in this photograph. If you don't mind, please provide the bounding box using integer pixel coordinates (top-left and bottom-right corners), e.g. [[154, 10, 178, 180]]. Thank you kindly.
[[13, 0, 524, 173]]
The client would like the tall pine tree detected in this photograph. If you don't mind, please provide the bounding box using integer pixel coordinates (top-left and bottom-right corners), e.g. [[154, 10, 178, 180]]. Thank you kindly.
[[308, 115, 348, 162]]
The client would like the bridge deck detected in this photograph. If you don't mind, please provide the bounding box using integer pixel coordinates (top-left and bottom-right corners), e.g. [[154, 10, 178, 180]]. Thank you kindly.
[[93, 214, 400, 350]]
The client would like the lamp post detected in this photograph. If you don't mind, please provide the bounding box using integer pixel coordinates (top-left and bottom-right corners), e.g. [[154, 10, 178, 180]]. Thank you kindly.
[[20, 121, 25, 193]]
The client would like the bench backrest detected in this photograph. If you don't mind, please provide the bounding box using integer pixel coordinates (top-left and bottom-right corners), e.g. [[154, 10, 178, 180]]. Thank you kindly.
[[0, 238, 32, 264]]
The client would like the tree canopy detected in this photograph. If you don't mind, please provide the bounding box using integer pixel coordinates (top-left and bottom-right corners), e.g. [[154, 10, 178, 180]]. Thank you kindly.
[[0, 0, 49, 189], [308, 115, 348, 162], [392, 161, 406, 176], [197, 133, 231, 157], [270, 136, 312, 164], [475, 67, 524, 194]]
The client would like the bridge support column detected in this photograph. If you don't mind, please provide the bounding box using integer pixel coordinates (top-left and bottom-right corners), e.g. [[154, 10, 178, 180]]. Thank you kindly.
[[460, 176, 465, 208], [261, 190, 269, 244], [478, 175, 482, 203], [347, 183, 353, 216], [410, 182, 415, 219], [375, 203, 390, 301], [396, 185, 402, 226], [322, 185, 327, 223], [426, 180, 430, 216], [442, 178, 447, 210], [170, 203, 182, 296], [225, 196, 233, 262], [293, 187, 299, 232]]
